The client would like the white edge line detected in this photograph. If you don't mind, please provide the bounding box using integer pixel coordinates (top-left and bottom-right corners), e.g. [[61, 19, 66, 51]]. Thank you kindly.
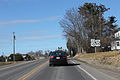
[[71, 60, 98, 80]]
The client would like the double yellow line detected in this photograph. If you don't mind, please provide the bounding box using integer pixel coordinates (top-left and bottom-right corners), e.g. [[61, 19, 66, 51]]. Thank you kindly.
[[18, 61, 48, 80]]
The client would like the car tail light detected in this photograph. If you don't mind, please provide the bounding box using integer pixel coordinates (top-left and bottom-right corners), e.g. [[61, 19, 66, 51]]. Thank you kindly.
[[62, 56, 66, 58], [50, 56, 54, 59]]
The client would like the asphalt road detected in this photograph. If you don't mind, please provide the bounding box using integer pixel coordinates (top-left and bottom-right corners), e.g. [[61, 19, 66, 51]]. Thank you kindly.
[[0, 59, 118, 80]]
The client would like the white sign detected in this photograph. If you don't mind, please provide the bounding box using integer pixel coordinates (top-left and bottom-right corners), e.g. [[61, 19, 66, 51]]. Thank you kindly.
[[91, 39, 100, 47], [91, 39, 95, 47]]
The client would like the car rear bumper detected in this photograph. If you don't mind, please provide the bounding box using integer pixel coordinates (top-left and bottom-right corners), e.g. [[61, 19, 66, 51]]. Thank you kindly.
[[49, 59, 67, 65]]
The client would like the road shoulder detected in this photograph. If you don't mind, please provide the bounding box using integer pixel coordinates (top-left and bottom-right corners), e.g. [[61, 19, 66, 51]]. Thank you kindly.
[[73, 59, 119, 80]]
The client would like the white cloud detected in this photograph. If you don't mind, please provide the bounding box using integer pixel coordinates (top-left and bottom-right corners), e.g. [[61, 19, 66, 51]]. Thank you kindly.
[[0, 40, 9, 43], [0, 0, 30, 3], [0, 16, 61, 24], [0, 34, 62, 44], [30, 30, 48, 34], [18, 34, 62, 41]]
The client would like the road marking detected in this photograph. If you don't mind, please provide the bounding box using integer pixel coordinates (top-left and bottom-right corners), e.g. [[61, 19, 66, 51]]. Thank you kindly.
[[71, 61, 98, 80], [18, 61, 48, 80]]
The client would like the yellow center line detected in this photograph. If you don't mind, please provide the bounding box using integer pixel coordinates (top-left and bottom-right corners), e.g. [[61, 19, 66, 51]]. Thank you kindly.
[[18, 61, 48, 80]]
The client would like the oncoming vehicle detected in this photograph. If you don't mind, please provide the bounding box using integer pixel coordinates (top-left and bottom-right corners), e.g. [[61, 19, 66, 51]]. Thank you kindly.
[[49, 50, 68, 66]]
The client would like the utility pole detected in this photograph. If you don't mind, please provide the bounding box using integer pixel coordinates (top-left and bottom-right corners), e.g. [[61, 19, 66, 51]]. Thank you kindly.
[[2, 52, 4, 62], [13, 32, 16, 62]]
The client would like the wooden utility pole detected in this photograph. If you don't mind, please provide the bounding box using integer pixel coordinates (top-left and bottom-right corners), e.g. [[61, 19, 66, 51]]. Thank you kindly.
[[13, 32, 16, 62]]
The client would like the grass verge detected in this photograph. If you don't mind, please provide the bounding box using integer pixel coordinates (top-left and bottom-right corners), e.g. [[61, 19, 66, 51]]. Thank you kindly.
[[0, 62, 13, 66], [74, 51, 120, 69]]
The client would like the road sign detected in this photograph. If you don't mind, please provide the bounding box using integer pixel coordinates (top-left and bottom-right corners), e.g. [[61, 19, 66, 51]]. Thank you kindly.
[[91, 39, 100, 47], [95, 40, 100, 46], [91, 39, 95, 47]]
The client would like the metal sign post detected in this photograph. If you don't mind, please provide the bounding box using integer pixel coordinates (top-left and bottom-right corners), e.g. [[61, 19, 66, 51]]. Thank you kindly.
[[95, 47, 96, 53]]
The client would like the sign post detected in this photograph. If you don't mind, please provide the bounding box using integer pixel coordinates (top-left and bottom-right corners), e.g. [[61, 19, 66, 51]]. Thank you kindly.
[[91, 39, 100, 53]]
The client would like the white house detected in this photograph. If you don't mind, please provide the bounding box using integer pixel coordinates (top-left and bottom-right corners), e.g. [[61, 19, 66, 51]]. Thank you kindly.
[[111, 31, 120, 51], [111, 41, 120, 50], [115, 31, 120, 39]]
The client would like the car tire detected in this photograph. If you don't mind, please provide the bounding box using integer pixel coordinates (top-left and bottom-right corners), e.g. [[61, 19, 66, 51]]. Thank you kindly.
[[66, 62, 68, 64], [49, 64, 52, 67], [65, 62, 68, 66]]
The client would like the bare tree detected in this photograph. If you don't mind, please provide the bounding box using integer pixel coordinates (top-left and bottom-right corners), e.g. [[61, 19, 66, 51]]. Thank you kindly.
[[60, 3, 118, 54], [60, 8, 88, 54]]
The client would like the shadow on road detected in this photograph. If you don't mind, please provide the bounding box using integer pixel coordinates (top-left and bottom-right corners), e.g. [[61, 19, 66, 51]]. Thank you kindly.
[[52, 63, 80, 67], [67, 63, 80, 66]]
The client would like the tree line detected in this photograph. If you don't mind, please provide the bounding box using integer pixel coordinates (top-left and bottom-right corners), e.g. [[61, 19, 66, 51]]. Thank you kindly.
[[0, 50, 47, 62], [59, 3, 118, 56]]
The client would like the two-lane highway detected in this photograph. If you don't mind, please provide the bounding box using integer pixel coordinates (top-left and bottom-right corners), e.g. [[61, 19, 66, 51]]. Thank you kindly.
[[28, 61, 93, 80], [0, 59, 118, 80]]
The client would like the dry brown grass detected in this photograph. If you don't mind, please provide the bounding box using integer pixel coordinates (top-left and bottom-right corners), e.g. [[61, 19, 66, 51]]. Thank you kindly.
[[74, 51, 120, 69], [0, 62, 13, 66], [0, 61, 24, 66]]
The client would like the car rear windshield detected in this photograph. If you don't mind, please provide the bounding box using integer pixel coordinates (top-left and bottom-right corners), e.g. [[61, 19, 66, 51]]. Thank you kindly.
[[50, 51, 66, 56]]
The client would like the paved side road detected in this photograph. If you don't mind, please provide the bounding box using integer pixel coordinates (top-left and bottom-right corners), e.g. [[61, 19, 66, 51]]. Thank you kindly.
[[0, 59, 118, 80]]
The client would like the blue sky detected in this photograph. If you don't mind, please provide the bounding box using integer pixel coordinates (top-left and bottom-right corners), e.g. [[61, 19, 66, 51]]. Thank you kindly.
[[0, 0, 120, 55]]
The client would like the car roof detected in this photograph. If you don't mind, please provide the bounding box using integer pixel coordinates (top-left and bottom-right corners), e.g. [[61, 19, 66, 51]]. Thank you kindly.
[[52, 50, 65, 53]]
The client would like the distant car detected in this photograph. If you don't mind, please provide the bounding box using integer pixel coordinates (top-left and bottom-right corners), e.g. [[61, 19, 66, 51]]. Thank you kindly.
[[49, 50, 68, 66]]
